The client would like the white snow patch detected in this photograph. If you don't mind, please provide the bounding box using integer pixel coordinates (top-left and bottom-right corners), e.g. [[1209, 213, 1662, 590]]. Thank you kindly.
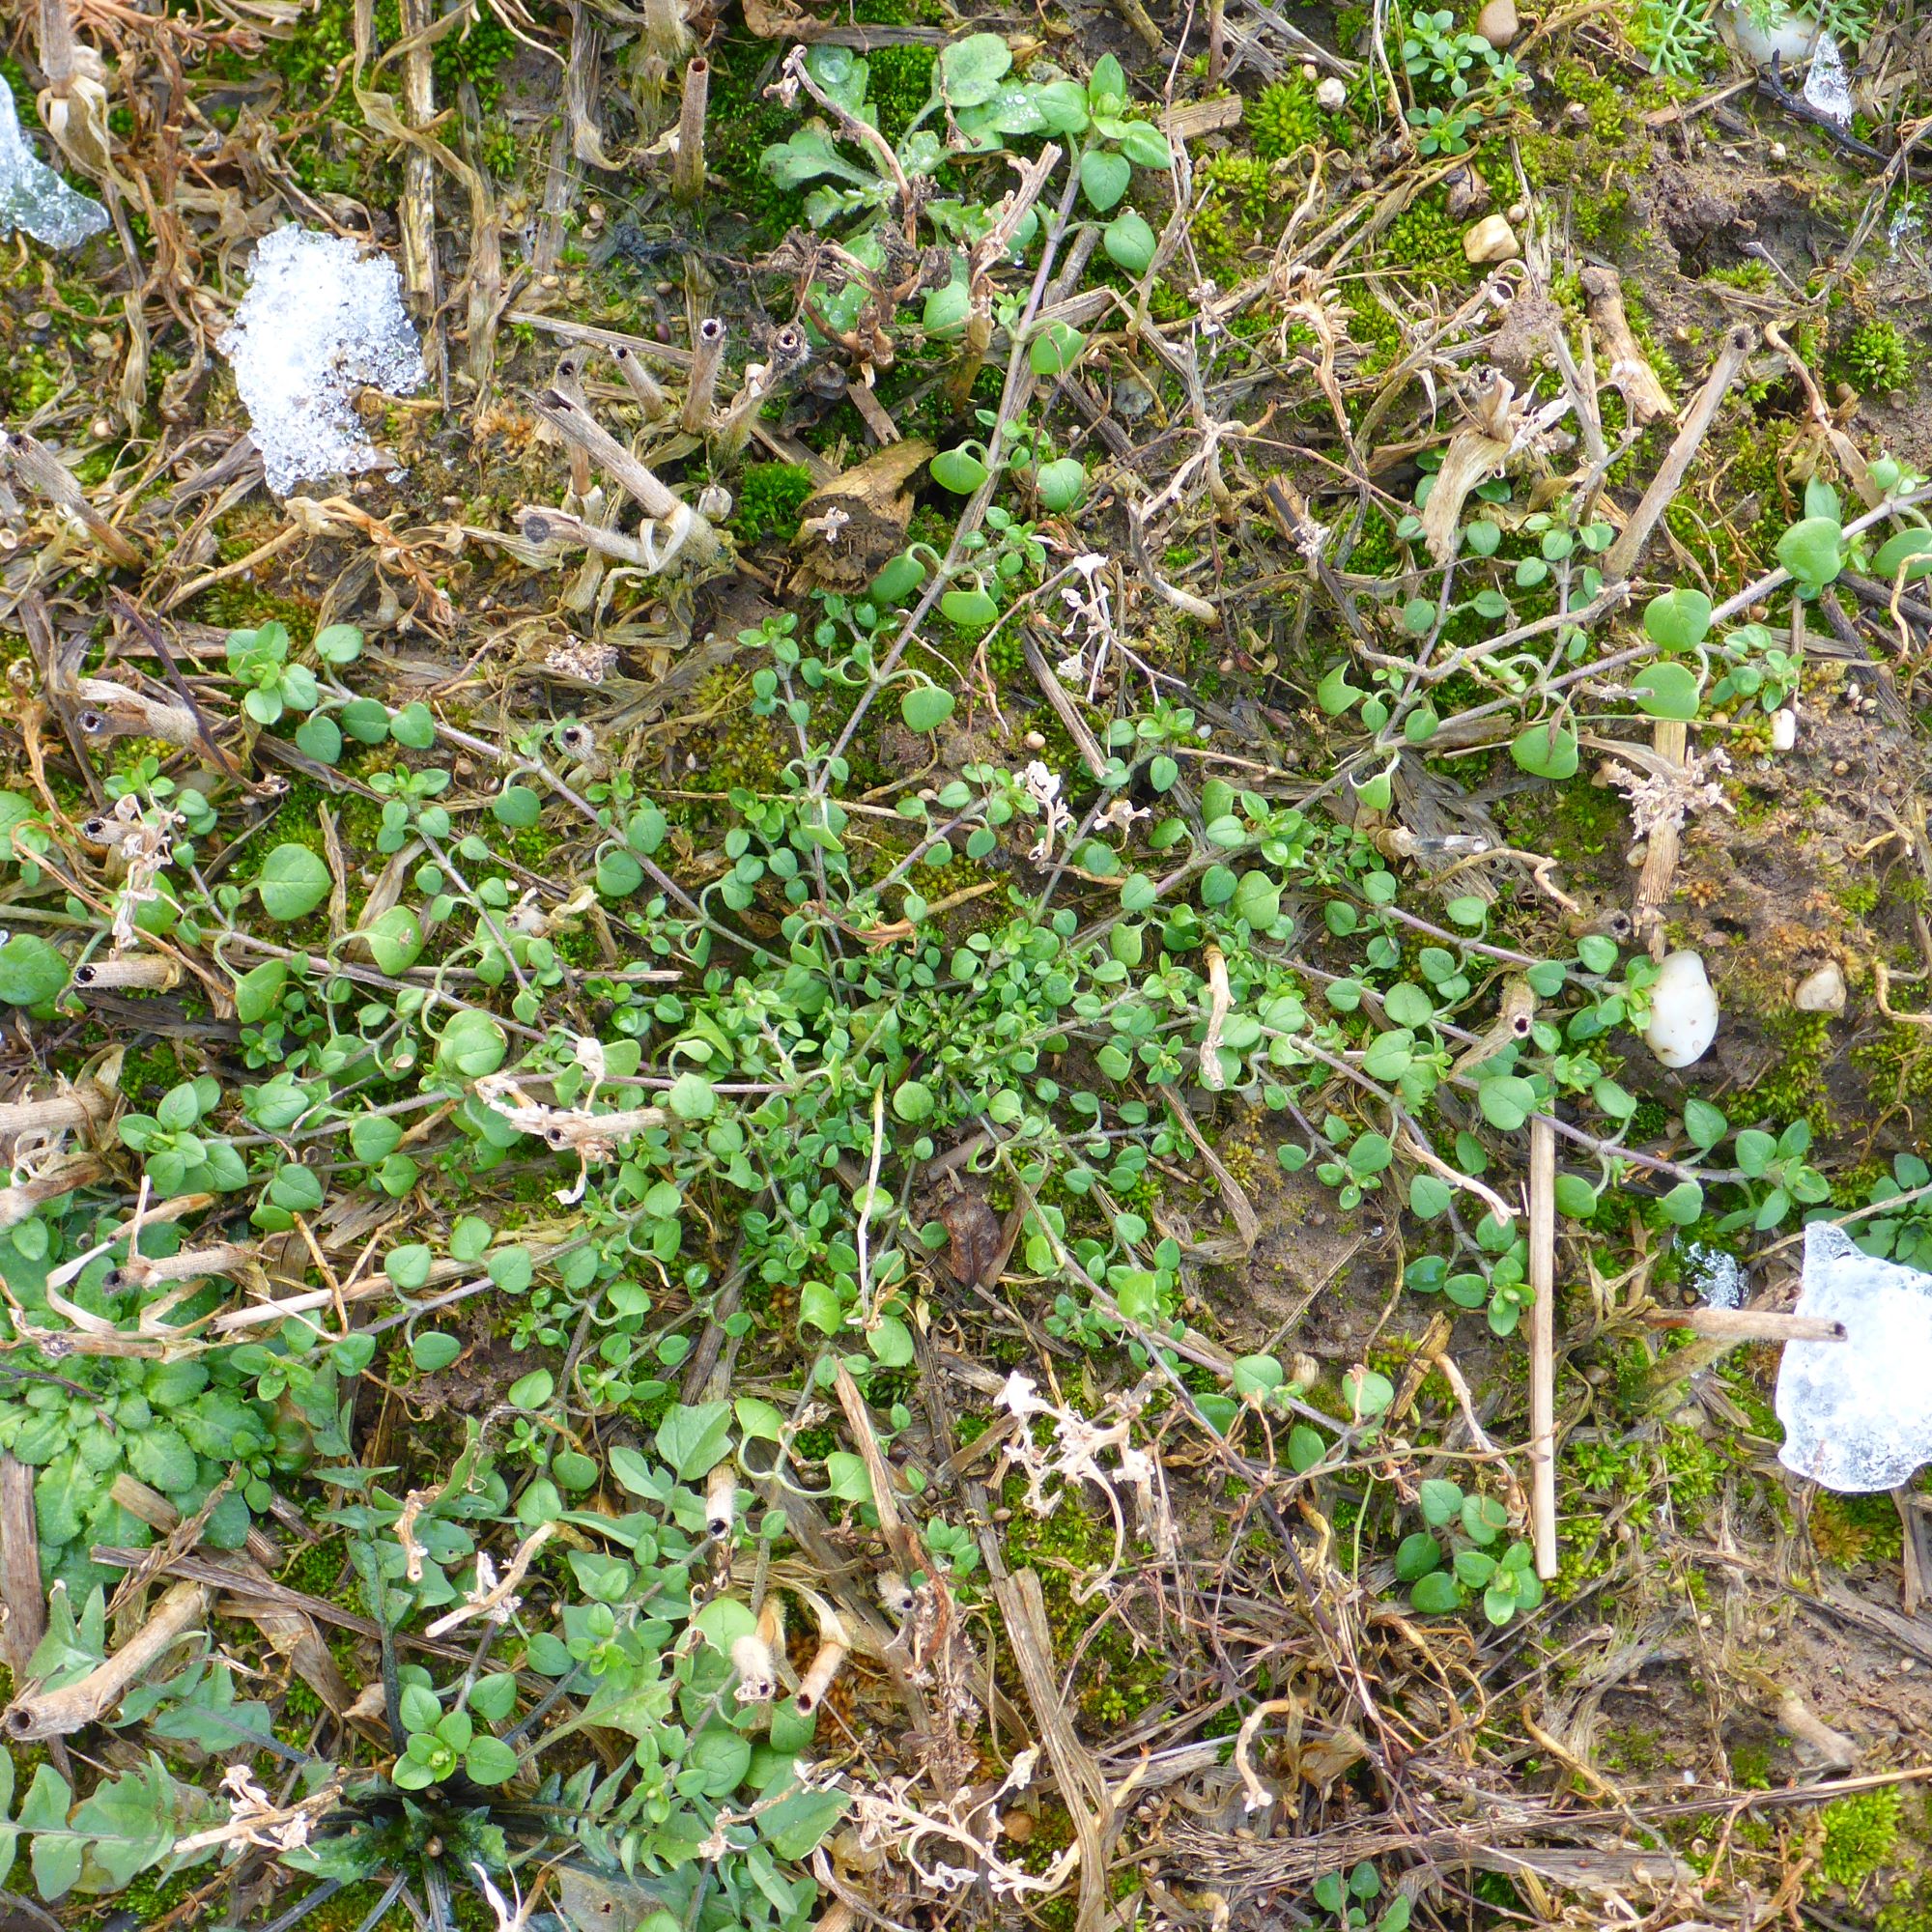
[[1776, 1220, 1932, 1492], [0, 76, 108, 249], [223, 227, 422, 495]]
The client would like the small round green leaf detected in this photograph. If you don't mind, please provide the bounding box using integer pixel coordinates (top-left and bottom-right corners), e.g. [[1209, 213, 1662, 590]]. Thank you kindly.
[[0, 935, 68, 1006], [901, 685, 956, 733], [412, 1332, 461, 1372], [257, 844, 332, 922], [1103, 208, 1156, 273]]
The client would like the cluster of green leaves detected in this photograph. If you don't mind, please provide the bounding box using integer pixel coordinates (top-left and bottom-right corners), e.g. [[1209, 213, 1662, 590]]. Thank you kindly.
[[0, 1210, 349, 1588], [760, 42, 1162, 383], [1858, 1153, 1932, 1268], [1393, 1477, 1544, 1625], [1399, 6, 1523, 153], [0, 1395, 846, 1927], [1629, 0, 1717, 75]]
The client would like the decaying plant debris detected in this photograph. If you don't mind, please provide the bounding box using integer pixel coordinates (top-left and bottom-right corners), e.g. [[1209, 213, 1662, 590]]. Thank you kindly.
[[13, 0, 1932, 1926]]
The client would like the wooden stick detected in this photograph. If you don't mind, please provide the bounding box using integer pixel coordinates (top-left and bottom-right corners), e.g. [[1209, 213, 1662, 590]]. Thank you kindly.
[[1645, 1306, 1845, 1343], [1527, 1117, 1558, 1582], [3, 1578, 207, 1740]]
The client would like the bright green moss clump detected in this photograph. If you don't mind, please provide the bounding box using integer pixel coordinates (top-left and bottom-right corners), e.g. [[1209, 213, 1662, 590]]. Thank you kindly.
[[1837, 319, 1913, 397], [1249, 78, 1320, 160], [731, 463, 815, 546], [1815, 1786, 1903, 1896]]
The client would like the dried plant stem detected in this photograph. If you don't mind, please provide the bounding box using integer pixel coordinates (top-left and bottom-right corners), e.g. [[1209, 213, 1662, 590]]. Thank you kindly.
[[398, 0, 441, 379], [0, 1455, 44, 1683], [4, 432, 143, 568], [1632, 719, 1687, 958], [1646, 1306, 1844, 1343], [1527, 1117, 1558, 1582], [0, 1084, 112, 1141], [1602, 324, 1753, 583], [4, 1579, 208, 1740], [682, 318, 726, 434], [72, 952, 181, 990], [102, 1241, 257, 1294], [0, 1156, 102, 1230], [552, 356, 597, 499], [672, 56, 709, 204], [1579, 267, 1674, 425], [530, 391, 721, 569], [613, 344, 671, 418]]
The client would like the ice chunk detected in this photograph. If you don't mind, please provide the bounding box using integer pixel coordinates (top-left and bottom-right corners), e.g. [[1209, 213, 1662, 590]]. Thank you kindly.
[[0, 76, 108, 249], [1804, 35, 1855, 130], [222, 226, 422, 496], [1776, 1221, 1932, 1492], [1683, 1240, 1743, 1309]]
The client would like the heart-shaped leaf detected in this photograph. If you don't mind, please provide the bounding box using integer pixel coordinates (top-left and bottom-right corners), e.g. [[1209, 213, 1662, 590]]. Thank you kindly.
[[1079, 147, 1131, 211], [1632, 659, 1701, 721], [900, 686, 955, 732], [257, 843, 332, 922], [1643, 586, 1713, 652], [940, 32, 1012, 105], [1103, 207, 1156, 274]]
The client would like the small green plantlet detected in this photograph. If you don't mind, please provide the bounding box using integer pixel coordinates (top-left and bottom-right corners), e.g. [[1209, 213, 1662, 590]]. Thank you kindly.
[[225, 622, 319, 726], [1312, 1860, 1412, 1931], [1395, 1478, 1545, 1623]]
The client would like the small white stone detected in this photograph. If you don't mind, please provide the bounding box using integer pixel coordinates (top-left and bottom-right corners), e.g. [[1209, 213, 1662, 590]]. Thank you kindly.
[[1794, 960, 1846, 1015], [1317, 75, 1348, 110], [1463, 213, 1520, 265], [1475, 0, 1519, 43], [1644, 950, 1719, 1068], [1771, 706, 1797, 751], [1720, 0, 1819, 66]]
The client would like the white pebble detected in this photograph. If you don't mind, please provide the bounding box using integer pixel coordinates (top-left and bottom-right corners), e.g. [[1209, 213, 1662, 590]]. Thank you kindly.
[[1644, 950, 1719, 1068], [1794, 960, 1846, 1015]]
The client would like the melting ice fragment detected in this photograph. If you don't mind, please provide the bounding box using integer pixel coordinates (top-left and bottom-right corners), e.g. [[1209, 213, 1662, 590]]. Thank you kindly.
[[0, 76, 108, 249], [222, 226, 422, 496], [1683, 1240, 1743, 1310], [1776, 1221, 1932, 1492], [1804, 34, 1855, 129]]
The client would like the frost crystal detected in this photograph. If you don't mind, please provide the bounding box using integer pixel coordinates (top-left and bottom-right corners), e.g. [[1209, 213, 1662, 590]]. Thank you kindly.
[[0, 77, 108, 249], [1776, 1221, 1932, 1492], [223, 227, 422, 495]]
